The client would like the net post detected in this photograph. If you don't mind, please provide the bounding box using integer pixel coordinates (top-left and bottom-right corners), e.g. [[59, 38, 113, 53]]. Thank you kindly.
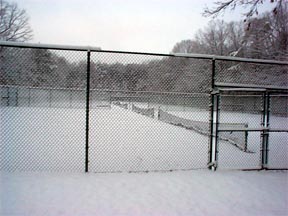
[[244, 124, 248, 152]]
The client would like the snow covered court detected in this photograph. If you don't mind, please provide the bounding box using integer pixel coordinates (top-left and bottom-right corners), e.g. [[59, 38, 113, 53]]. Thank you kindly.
[[1, 104, 287, 171], [1, 103, 287, 215], [0, 170, 287, 216]]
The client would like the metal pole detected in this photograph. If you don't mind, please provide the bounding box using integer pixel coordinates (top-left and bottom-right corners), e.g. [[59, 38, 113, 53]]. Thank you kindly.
[[211, 58, 216, 89], [265, 93, 270, 167], [244, 125, 248, 152], [261, 92, 269, 169], [85, 50, 91, 173], [208, 94, 215, 169], [208, 59, 216, 169], [214, 94, 220, 171]]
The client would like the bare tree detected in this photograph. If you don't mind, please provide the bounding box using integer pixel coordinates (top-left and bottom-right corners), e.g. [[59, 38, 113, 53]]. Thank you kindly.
[[0, 0, 32, 41], [202, 0, 287, 59], [171, 20, 246, 56], [226, 21, 245, 56], [241, 2, 288, 60], [270, 1, 288, 60], [171, 40, 202, 54]]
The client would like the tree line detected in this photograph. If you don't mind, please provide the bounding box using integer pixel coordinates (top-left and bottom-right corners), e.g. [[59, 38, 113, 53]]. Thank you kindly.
[[0, 47, 212, 93], [172, 1, 288, 60]]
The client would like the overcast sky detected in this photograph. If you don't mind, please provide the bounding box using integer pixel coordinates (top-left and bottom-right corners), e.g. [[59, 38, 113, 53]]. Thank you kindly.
[[16, 0, 275, 54]]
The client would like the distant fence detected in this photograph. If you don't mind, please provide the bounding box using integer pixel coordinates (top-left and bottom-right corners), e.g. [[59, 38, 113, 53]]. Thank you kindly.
[[1, 85, 112, 109], [0, 41, 287, 172]]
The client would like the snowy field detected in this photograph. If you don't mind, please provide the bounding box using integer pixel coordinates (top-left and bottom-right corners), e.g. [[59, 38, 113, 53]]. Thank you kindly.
[[1, 170, 287, 216], [1, 102, 288, 216], [1, 103, 287, 172]]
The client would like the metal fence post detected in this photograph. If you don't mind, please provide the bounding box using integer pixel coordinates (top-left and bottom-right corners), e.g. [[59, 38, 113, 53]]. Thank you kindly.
[[266, 93, 270, 166], [208, 58, 216, 169], [261, 92, 270, 169], [214, 94, 220, 171], [264, 92, 270, 168], [261, 93, 266, 169], [85, 50, 91, 173]]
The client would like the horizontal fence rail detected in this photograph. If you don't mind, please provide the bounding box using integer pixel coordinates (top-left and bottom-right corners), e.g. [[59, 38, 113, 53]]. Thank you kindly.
[[0, 41, 287, 172]]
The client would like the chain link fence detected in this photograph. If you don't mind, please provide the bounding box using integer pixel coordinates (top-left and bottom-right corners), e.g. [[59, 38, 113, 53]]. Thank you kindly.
[[0, 44, 212, 172], [213, 59, 288, 170], [267, 95, 288, 169], [215, 60, 288, 87], [0, 42, 287, 172], [87, 52, 211, 172], [217, 94, 263, 169], [1, 47, 87, 171]]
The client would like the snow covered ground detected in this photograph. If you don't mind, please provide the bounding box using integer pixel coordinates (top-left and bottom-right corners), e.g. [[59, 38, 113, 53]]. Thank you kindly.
[[1, 105, 209, 172], [1, 170, 287, 216], [1, 102, 287, 215]]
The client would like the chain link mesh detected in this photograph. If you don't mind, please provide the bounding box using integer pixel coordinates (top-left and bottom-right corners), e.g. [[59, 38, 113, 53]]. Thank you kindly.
[[88, 52, 211, 172], [1, 47, 87, 171], [215, 60, 288, 87], [267, 95, 288, 169], [214, 60, 288, 170], [0, 45, 287, 172], [0, 47, 212, 172], [217, 94, 263, 169]]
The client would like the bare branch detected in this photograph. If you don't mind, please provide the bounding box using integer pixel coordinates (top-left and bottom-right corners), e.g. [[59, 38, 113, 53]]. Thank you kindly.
[[203, 0, 279, 19], [203, 0, 237, 18], [0, 0, 33, 42]]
